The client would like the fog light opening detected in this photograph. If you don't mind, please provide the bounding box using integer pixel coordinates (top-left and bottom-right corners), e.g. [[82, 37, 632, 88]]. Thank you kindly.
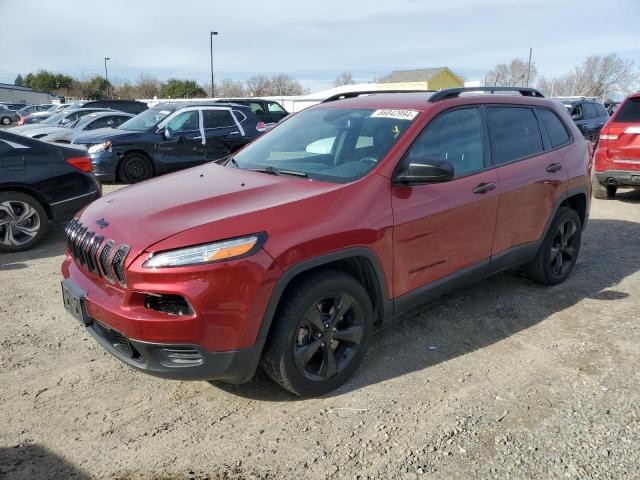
[[144, 294, 194, 316]]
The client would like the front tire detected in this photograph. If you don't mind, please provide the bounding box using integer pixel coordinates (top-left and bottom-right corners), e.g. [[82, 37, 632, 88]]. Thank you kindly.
[[526, 207, 582, 285], [261, 269, 373, 396], [0, 192, 48, 252], [1, 117, 11, 126], [117, 153, 153, 183]]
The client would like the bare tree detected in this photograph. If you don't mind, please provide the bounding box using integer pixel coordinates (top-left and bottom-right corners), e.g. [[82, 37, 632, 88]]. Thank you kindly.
[[537, 54, 636, 98], [485, 58, 537, 87], [246, 75, 272, 96], [268, 73, 306, 96], [135, 74, 161, 98], [217, 79, 246, 97], [332, 71, 355, 88]]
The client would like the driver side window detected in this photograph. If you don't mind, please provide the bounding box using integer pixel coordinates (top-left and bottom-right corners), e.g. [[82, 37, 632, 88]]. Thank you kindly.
[[406, 107, 485, 177], [166, 110, 200, 133]]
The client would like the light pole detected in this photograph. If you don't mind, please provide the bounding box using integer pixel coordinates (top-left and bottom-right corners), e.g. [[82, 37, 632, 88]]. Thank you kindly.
[[104, 57, 111, 99], [210, 31, 218, 98]]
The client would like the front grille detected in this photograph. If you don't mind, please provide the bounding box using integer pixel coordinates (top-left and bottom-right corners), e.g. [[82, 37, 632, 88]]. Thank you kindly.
[[65, 219, 129, 286]]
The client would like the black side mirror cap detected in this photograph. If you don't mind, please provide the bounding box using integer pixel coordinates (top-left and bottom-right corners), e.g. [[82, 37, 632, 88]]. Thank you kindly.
[[395, 157, 455, 186]]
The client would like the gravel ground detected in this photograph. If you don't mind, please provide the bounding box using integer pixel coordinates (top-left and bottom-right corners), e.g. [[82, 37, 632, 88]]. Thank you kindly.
[[1, 185, 639, 479]]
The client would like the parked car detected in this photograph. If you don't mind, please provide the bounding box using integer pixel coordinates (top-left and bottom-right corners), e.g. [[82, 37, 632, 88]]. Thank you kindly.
[[0, 131, 101, 252], [592, 92, 640, 199], [604, 100, 621, 116], [70, 99, 148, 115], [18, 103, 71, 125], [0, 105, 20, 125], [557, 98, 609, 143], [34, 111, 134, 144], [16, 104, 53, 119], [0, 102, 26, 111], [72, 102, 266, 183], [61, 87, 591, 395], [10, 108, 111, 135], [215, 98, 289, 125]]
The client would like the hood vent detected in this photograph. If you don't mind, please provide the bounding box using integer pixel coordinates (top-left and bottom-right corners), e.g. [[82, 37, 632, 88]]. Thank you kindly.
[[65, 219, 130, 287]]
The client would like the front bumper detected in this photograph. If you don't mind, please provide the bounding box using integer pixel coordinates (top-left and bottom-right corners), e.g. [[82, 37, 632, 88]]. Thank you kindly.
[[595, 169, 640, 188], [89, 150, 120, 183]]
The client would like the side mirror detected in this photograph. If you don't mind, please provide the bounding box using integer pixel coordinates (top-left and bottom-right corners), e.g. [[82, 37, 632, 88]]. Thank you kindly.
[[395, 157, 454, 185], [571, 113, 582, 121], [163, 127, 173, 141], [60, 118, 70, 125]]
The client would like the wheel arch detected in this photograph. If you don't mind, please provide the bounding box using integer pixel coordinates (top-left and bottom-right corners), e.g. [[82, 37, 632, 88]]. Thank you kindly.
[[257, 248, 393, 346], [560, 189, 588, 227], [0, 186, 52, 220], [116, 149, 156, 181]]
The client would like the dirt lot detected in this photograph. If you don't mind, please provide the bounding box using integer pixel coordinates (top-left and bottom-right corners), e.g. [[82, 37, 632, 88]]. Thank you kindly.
[[1, 185, 639, 479]]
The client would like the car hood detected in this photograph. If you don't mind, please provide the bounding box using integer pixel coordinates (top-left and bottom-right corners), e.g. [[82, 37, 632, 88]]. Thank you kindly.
[[76, 163, 342, 266], [72, 127, 142, 145], [22, 126, 68, 138], [7, 124, 56, 134]]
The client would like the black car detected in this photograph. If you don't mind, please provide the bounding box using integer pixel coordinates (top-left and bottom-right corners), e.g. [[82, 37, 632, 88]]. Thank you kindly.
[[558, 98, 609, 143], [215, 98, 288, 125], [0, 131, 101, 252], [73, 99, 148, 115], [72, 102, 265, 183]]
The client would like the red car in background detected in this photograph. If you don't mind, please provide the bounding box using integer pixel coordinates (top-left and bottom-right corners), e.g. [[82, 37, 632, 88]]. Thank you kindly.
[[593, 92, 640, 199], [61, 87, 591, 396]]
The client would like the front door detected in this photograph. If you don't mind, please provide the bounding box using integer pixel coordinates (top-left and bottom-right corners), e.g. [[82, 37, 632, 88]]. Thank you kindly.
[[157, 109, 205, 171], [392, 107, 500, 297]]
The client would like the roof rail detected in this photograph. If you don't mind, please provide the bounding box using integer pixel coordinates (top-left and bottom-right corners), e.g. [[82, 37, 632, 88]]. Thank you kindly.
[[322, 89, 434, 103], [428, 86, 545, 103]]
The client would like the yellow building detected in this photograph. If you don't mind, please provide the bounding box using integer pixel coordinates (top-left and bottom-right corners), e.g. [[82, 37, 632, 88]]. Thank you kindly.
[[376, 67, 464, 91]]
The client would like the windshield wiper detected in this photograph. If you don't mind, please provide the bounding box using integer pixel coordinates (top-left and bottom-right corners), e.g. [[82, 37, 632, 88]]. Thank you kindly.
[[225, 156, 240, 168], [249, 165, 308, 178]]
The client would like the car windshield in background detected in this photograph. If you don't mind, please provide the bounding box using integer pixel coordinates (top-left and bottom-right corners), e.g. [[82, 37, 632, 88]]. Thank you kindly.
[[42, 112, 66, 124], [71, 114, 101, 129], [118, 108, 172, 132], [232, 107, 419, 183]]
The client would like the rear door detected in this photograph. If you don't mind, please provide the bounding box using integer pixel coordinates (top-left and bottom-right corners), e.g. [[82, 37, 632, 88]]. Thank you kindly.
[[392, 106, 500, 297], [487, 105, 568, 260], [201, 108, 243, 161], [602, 96, 640, 173]]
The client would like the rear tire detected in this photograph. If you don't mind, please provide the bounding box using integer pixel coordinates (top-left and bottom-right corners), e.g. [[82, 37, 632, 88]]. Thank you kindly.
[[526, 207, 581, 285], [261, 269, 373, 396], [117, 153, 153, 184], [1, 117, 11, 126], [592, 175, 616, 199], [0, 192, 48, 252]]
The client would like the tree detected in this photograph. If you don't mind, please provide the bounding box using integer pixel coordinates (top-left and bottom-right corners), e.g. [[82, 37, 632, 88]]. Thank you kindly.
[[537, 54, 636, 98], [246, 75, 272, 96], [82, 76, 112, 99], [135, 74, 160, 98], [246, 74, 307, 96], [159, 79, 206, 98], [21, 70, 73, 92], [485, 58, 537, 87], [332, 71, 355, 88], [216, 79, 246, 97], [14, 74, 24, 86]]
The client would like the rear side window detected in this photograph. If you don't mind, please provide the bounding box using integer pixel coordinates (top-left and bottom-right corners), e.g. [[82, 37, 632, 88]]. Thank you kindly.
[[595, 103, 608, 117], [614, 98, 640, 123], [538, 109, 570, 148], [407, 107, 485, 177], [487, 107, 543, 164], [231, 110, 247, 123], [202, 109, 235, 129], [581, 103, 597, 119]]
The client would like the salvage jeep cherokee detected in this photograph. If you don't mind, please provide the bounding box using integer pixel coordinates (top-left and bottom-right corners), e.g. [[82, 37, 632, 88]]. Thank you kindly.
[[61, 87, 591, 396]]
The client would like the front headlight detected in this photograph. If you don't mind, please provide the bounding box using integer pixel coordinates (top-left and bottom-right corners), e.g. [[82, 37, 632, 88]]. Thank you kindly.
[[88, 141, 112, 154], [143, 234, 265, 268]]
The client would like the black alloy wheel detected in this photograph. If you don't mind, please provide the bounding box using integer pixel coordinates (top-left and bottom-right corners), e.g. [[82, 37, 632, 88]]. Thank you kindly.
[[118, 153, 153, 183]]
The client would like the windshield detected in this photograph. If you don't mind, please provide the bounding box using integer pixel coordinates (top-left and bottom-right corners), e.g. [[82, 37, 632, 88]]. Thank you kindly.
[[42, 112, 67, 125], [232, 107, 418, 183], [119, 108, 173, 132]]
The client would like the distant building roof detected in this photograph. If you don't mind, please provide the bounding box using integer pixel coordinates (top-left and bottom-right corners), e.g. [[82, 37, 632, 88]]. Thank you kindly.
[[0, 83, 35, 92], [378, 67, 463, 84]]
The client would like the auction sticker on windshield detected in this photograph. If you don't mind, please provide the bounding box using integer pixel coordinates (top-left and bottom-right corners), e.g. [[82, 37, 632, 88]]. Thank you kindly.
[[370, 109, 419, 121]]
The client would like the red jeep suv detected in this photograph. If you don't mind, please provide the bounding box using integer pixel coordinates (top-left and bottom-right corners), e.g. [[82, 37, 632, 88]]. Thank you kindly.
[[61, 87, 591, 396], [592, 92, 640, 199]]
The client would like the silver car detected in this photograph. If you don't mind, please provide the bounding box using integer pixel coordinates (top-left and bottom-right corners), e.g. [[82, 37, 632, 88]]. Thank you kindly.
[[35, 111, 133, 143], [0, 105, 19, 126]]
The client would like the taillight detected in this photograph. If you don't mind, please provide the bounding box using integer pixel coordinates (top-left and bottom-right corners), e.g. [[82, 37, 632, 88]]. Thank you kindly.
[[600, 134, 618, 140], [18, 117, 25, 125], [256, 121, 267, 132], [67, 156, 93, 173]]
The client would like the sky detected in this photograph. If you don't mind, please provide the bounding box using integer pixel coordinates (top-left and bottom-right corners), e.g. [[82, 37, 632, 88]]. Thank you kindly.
[[1, 0, 639, 93]]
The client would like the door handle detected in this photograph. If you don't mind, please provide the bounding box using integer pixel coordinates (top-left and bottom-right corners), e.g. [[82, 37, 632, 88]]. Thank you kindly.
[[546, 163, 563, 173], [472, 182, 496, 194]]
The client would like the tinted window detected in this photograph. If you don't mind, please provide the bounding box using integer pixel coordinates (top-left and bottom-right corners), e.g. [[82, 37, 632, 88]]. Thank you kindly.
[[202, 110, 235, 129], [595, 103, 608, 118], [249, 102, 265, 115], [267, 102, 285, 113], [582, 103, 597, 119], [86, 116, 116, 130], [407, 107, 484, 177], [487, 107, 543, 164], [538, 109, 570, 148], [614, 98, 640, 123], [166, 110, 199, 132]]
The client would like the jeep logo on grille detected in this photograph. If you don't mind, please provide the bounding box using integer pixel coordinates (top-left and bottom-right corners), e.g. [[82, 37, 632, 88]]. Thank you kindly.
[[96, 218, 110, 229]]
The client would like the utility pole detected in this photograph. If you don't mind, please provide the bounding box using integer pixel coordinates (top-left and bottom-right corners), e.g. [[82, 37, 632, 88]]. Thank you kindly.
[[104, 57, 111, 99], [210, 31, 218, 98], [526, 47, 532, 87]]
